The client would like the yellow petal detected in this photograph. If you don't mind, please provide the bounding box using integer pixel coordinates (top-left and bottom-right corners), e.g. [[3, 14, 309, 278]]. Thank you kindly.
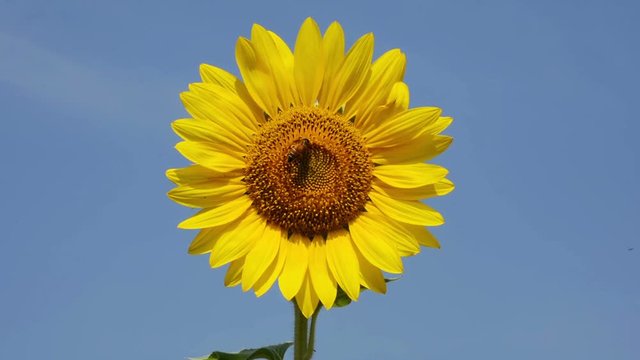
[[354, 247, 386, 294], [241, 223, 282, 291], [372, 178, 455, 200], [168, 177, 245, 208], [178, 195, 252, 229], [171, 119, 249, 154], [349, 212, 403, 274], [424, 116, 454, 135], [369, 191, 444, 226], [348, 49, 406, 128], [374, 163, 448, 188], [308, 239, 337, 309], [318, 21, 345, 105], [404, 225, 441, 249], [224, 258, 245, 287], [370, 134, 453, 165], [175, 141, 245, 173], [294, 17, 324, 106], [166, 165, 221, 186], [358, 81, 411, 137], [386, 81, 410, 113], [188, 83, 259, 132], [251, 24, 295, 109], [179, 91, 255, 142], [364, 107, 442, 147], [188, 228, 217, 255], [363, 204, 421, 256], [253, 233, 288, 297], [268, 29, 296, 101], [199, 64, 263, 120], [268, 30, 295, 74], [200, 64, 239, 90], [235, 37, 280, 117], [325, 229, 360, 301], [209, 208, 264, 267], [278, 233, 309, 300], [323, 33, 374, 112], [295, 274, 320, 319]]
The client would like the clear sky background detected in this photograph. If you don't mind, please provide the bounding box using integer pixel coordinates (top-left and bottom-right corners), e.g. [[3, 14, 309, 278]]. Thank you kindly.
[[1, 0, 638, 359]]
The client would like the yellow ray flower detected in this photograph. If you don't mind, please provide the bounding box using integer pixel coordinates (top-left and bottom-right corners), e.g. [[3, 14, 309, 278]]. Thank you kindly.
[[167, 18, 454, 318]]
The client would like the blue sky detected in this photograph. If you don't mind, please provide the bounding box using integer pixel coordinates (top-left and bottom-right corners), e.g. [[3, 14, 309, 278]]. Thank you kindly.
[[1, 0, 638, 359]]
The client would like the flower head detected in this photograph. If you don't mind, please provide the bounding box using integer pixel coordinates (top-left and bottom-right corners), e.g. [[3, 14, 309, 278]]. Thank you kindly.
[[167, 18, 454, 318]]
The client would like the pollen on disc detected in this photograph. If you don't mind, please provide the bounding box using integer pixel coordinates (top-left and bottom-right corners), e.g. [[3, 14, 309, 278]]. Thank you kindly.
[[244, 106, 373, 238]]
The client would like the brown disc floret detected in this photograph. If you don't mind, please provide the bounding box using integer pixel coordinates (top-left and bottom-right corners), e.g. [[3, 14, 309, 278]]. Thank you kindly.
[[244, 106, 373, 238]]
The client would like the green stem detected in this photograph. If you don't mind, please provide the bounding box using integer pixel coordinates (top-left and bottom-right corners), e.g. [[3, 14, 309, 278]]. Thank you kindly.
[[293, 302, 308, 360], [304, 306, 321, 360]]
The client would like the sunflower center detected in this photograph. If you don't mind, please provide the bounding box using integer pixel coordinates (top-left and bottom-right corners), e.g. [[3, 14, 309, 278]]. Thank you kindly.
[[244, 106, 372, 238]]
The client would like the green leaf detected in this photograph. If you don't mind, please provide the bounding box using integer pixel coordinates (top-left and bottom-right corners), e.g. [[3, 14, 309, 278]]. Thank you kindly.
[[334, 277, 401, 308], [334, 287, 352, 307], [190, 342, 293, 360]]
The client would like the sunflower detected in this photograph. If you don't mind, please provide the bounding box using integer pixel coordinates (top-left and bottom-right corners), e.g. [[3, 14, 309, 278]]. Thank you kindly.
[[167, 18, 454, 318]]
